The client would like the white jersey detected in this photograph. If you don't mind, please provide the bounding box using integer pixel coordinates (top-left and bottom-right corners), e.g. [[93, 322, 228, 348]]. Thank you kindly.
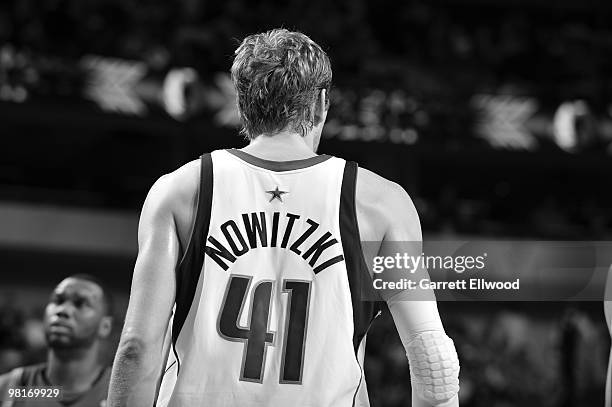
[[156, 149, 379, 407]]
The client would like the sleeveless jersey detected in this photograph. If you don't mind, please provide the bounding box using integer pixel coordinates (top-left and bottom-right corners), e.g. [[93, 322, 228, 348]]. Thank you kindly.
[[156, 149, 378, 407]]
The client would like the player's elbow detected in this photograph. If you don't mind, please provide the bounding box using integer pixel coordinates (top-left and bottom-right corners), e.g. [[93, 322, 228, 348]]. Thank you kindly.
[[116, 332, 147, 362]]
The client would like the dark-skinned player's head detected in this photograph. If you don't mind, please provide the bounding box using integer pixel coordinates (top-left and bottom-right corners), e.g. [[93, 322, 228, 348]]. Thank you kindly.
[[231, 29, 332, 146], [43, 274, 114, 350]]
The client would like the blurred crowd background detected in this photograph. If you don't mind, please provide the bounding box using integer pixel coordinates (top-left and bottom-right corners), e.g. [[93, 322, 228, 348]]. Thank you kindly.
[[1, 0, 612, 406]]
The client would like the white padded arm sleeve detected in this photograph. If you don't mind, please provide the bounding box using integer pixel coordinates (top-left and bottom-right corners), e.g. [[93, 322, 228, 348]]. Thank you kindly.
[[406, 331, 460, 406], [388, 300, 459, 406]]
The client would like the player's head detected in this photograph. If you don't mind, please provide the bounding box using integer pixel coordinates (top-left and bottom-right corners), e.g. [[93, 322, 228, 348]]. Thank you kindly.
[[231, 28, 332, 149], [43, 274, 114, 350]]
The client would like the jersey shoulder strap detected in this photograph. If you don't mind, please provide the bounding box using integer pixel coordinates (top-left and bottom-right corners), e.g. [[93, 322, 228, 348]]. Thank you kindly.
[[14, 364, 44, 386], [172, 153, 214, 350], [339, 160, 381, 353]]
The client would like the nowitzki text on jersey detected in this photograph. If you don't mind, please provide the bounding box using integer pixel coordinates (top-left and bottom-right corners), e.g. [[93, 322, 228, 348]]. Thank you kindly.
[[205, 212, 345, 274]]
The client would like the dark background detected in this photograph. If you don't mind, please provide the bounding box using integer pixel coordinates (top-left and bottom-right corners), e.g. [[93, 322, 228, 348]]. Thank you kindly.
[[1, 0, 612, 405]]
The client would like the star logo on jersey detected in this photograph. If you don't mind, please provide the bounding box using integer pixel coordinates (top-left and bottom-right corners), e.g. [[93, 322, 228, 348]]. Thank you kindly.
[[266, 186, 288, 202]]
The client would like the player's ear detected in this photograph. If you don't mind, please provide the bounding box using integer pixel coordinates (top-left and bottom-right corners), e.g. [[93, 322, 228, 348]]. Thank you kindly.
[[314, 88, 328, 125], [98, 316, 113, 338], [320, 88, 329, 112]]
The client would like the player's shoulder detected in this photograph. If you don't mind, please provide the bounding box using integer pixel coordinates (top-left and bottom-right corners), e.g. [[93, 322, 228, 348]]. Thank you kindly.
[[0, 368, 17, 389], [0, 363, 45, 388], [154, 158, 200, 196], [355, 165, 411, 209], [144, 158, 201, 214], [353, 164, 421, 241]]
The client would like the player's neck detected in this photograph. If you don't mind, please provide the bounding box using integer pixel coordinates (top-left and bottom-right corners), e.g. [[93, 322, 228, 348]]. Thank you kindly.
[[46, 345, 104, 392], [241, 129, 318, 161]]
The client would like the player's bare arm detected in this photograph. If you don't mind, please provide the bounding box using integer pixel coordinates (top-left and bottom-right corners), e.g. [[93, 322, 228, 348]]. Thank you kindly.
[[107, 160, 199, 407], [356, 168, 460, 407]]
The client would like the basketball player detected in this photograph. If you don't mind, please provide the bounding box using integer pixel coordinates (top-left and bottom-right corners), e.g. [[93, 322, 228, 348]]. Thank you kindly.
[[0, 275, 114, 407], [108, 29, 460, 407]]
